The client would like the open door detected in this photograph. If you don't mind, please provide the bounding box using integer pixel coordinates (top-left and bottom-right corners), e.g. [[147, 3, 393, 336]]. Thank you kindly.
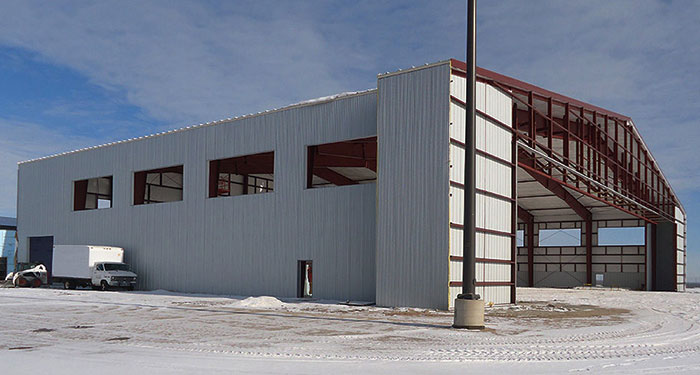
[[297, 260, 312, 298]]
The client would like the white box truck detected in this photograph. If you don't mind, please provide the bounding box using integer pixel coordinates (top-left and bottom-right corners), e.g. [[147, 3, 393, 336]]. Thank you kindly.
[[52, 245, 138, 291]]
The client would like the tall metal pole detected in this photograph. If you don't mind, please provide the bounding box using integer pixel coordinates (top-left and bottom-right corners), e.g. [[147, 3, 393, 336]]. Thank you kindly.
[[453, 0, 484, 330], [461, 0, 478, 301]]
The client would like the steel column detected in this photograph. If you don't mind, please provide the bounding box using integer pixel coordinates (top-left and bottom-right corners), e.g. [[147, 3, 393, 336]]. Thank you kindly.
[[460, 0, 478, 300], [586, 219, 593, 285]]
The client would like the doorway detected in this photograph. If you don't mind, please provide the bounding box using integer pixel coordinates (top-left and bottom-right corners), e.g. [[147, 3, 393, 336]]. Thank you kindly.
[[29, 236, 54, 282], [0, 257, 6, 277], [297, 260, 312, 298]]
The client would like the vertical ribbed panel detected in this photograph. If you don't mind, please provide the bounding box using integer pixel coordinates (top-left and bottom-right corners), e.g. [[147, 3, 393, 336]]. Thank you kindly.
[[449, 73, 514, 307], [376, 63, 451, 309], [17, 92, 378, 302], [675, 206, 686, 291]]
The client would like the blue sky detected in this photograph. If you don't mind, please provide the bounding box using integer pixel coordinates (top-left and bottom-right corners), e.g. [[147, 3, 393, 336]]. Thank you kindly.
[[1, 1, 698, 280]]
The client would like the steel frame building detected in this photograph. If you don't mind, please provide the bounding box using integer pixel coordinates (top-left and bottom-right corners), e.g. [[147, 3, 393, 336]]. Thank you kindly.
[[16, 59, 686, 310], [452, 60, 687, 293]]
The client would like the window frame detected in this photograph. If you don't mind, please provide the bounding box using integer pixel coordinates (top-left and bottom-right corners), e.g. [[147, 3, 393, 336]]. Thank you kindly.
[[537, 228, 582, 247], [73, 175, 113, 211]]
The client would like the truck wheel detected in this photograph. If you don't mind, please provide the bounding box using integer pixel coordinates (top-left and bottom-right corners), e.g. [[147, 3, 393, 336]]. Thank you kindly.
[[31, 278, 42, 288], [17, 277, 28, 287], [64, 280, 76, 290], [100, 281, 109, 291]]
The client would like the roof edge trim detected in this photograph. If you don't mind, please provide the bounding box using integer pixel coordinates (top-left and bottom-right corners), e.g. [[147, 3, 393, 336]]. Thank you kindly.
[[377, 60, 450, 79], [19, 89, 377, 165], [451, 58, 631, 122]]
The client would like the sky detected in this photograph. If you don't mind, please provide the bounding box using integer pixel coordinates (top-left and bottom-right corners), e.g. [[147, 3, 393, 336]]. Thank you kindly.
[[0, 1, 698, 280]]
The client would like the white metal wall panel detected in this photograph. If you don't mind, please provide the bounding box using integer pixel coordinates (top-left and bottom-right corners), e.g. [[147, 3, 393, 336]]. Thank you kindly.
[[675, 206, 686, 291], [17, 92, 378, 302], [449, 71, 514, 307], [376, 63, 451, 309], [480, 233, 512, 260]]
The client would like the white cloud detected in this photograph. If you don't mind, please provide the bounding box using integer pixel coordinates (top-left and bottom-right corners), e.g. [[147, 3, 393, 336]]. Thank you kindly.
[[477, 0, 700, 194], [0, 1, 467, 218], [0, 119, 100, 217], [0, 2, 351, 125], [0, 0, 698, 202]]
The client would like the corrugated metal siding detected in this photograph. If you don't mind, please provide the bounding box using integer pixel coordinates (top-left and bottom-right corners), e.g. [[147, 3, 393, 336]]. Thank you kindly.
[[17, 92, 378, 302], [449, 73, 514, 307], [376, 63, 451, 309], [675, 206, 686, 291]]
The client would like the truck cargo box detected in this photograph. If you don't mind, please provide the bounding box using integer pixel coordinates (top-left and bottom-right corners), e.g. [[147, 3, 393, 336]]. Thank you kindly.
[[52, 245, 124, 280]]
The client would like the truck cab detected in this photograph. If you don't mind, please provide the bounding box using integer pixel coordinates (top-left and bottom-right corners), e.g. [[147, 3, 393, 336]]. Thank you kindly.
[[91, 262, 137, 291]]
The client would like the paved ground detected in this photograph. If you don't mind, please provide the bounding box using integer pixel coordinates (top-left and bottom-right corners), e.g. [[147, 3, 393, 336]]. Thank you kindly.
[[1, 287, 699, 374]]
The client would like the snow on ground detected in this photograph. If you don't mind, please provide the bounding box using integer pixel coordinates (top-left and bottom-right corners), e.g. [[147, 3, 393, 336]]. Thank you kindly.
[[1, 287, 699, 374]]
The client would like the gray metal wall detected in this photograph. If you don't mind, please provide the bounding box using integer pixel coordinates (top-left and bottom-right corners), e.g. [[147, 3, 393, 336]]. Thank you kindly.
[[655, 221, 677, 291], [17, 92, 378, 302], [376, 63, 451, 309]]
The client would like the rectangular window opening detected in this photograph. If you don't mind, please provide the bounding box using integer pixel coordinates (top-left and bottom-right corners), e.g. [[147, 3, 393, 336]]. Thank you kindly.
[[598, 227, 645, 246], [133, 165, 183, 205], [307, 137, 377, 188], [516, 229, 524, 247], [208, 152, 274, 198], [74, 176, 113, 211], [538, 228, 581, 247]]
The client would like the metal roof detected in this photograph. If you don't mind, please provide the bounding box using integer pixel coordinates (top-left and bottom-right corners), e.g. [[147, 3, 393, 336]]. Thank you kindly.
[[18, 89, 376, 165]]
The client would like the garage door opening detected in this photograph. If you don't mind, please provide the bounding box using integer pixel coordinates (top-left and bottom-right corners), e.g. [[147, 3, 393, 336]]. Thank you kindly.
[[297, 260, 313, 298]]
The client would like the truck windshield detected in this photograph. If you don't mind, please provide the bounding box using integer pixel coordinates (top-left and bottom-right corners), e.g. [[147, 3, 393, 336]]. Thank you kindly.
[[103, 263, 130, 271]]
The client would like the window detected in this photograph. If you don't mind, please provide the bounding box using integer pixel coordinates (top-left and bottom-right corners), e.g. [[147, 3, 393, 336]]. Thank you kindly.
[[516, 229, 524, 247], [598, 227, 645, 246], [104, 263, 130, 271], [96, 264, 104, 271], [74, 176, 113, 211], [208, 152, 274, 198], [538, 228, 581, 247], [133, 165, 183, 205], [307, 137, 377, 188]]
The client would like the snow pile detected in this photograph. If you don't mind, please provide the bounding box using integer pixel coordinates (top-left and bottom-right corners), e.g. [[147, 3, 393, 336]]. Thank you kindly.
[[288, 90, 373, 108], [226, 296, 285, 309]]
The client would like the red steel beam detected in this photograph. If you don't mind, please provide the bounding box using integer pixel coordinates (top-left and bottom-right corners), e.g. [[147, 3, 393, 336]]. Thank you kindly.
[[585, 219, 593, 284], [452, 59, 631, 120], [312, 167, 358, 186], [517, 205, 535, 287], [517, 205, 534, 223], [527, 220, 535, 287], [524, 160, 594, 284], [451, 60, 679, 222], [313, 155, 374, 169], [523, 167, 591, 222]]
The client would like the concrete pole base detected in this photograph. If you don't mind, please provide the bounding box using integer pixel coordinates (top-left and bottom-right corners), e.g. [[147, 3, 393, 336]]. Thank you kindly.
[[452, 298, 485, 329]]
